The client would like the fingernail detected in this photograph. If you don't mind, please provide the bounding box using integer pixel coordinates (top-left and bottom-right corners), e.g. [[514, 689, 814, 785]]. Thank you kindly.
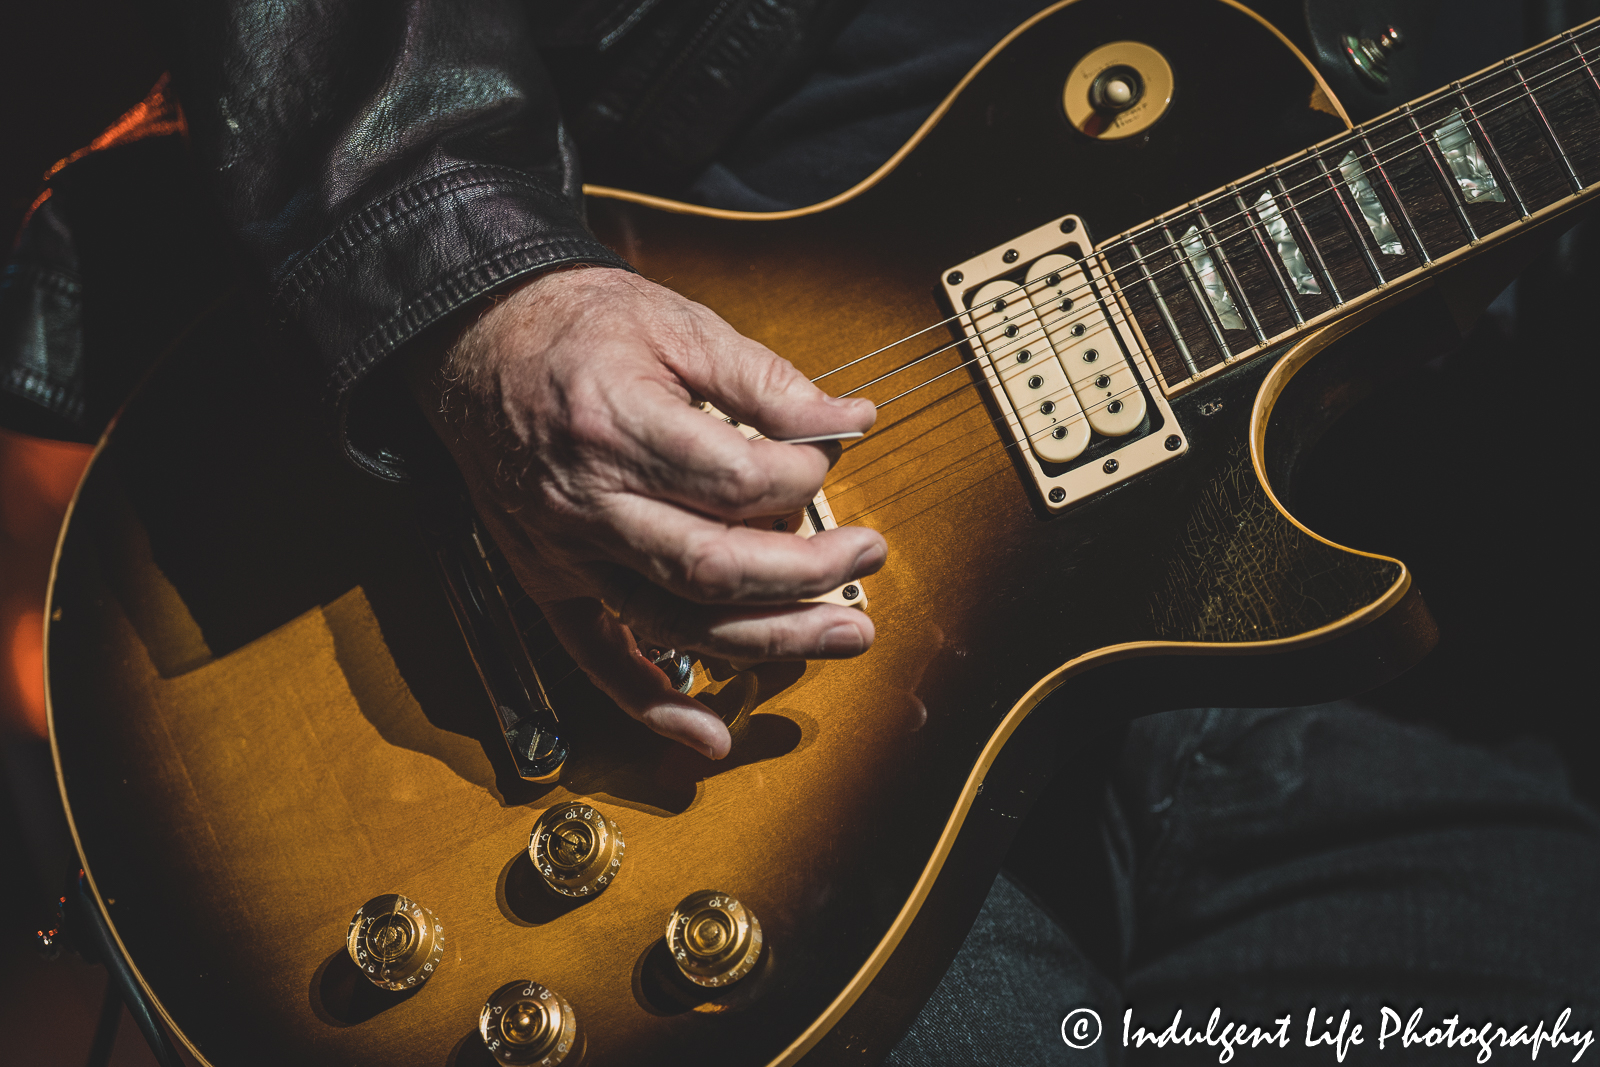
[[852, 542, 887, 575], [820, 622, 865, 656]]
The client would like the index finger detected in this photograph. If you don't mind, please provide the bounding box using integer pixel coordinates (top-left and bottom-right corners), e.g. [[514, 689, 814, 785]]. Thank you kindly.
[[658, 318, 876, 449], [619, 381, 840, 521]]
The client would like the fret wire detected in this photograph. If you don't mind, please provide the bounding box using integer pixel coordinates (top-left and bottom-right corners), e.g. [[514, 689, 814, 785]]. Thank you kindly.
[[1230, 185, 1304, 326], [1080, 42, 1595, 342], [1358, 129, 1431, 264], [1194, 204, 1268, 344], [1452, 81, 1529, 219], [848, 31, 1600, 397], [1311, 146, 1387, 286], [1101, 38, 1593, 327], [1270, 166, 1343, 305], [1128, 238, 1200, 379], [1403, 104, 1479, 242], [1508, 58, 1585, 193], [1159, 220, 1236, 359], [864, 29, 1600, 412], [1569, 33, 1600, 100]]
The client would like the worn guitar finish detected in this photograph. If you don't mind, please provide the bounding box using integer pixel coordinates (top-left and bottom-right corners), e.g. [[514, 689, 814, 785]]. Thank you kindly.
[[45, 2, 1599, 1066]]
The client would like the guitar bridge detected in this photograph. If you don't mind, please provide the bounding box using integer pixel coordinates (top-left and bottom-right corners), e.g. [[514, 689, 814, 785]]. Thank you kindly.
[[943, 214, 1187, 512]]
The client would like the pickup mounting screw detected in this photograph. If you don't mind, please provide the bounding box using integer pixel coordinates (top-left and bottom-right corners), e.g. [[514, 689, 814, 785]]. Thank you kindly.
[[1049, 487, 1066, 502], [1165, 435, 1182, 451], [842, 585, 860, 601], [1103, 459, 1119, 474], [948, 271, 963, 285], [1003, 248, 1019, 263], [1060, 219, 1078, 234]]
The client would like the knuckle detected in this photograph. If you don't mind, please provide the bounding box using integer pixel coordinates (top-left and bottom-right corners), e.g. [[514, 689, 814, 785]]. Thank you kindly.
[[752, 351, 804, 397], [562, 389, 622, 452], [663, 301, 713, 353], [757, 620, 793, 661], [717, 453, 773, 511], [676, 534, 743, 602], [743, 612, 810, 662]]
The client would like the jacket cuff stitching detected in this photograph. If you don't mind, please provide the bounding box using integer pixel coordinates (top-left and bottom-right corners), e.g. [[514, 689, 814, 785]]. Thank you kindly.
[[275, 164, 579, 305], [333, 236, 630, 391]]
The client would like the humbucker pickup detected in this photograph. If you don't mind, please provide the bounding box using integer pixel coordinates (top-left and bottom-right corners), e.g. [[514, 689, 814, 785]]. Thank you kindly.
[[943, 215, 1187, 512]]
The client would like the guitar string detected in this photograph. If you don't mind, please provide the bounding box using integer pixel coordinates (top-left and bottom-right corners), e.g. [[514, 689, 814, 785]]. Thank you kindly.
[[823, 74, 1600, 523], [802, 31, 1599, 393], [808, 31, 1600, 387], [745, 291, 1095, 444], [737, 34, 1600, 457], [831, 345, 1148, 527], [516, 41, 1600, 658], [542, 46, 1600, 643], [535, 390, 1022, 679], [800, 47, 1600, 439], [833, 386, 1136, 530]]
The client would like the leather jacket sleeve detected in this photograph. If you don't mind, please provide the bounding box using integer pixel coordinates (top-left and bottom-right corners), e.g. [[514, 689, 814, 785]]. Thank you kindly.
[[153, 0, 634, 478], [1, 0, 869, 465]]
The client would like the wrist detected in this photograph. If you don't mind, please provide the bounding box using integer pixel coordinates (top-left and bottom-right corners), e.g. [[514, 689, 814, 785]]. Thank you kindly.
[[405, 263, 630, 409]]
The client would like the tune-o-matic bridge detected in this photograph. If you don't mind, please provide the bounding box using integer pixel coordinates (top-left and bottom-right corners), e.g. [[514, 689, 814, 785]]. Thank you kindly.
[[944, 215, 1188, 512]]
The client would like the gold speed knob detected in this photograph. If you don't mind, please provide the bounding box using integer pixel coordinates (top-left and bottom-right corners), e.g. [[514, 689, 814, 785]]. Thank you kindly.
[[665, 890, 764, 987], [529, 803, 624, 898], [346, 894, 445, 991], [479, 980, 577, 1066]]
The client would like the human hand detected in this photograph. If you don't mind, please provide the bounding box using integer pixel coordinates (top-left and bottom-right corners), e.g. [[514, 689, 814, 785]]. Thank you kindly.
[[411, 267, 884, 759]]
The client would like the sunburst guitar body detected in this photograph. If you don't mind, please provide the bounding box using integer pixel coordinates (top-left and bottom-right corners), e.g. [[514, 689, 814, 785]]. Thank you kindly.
[[46, 1, 1600, 1065]]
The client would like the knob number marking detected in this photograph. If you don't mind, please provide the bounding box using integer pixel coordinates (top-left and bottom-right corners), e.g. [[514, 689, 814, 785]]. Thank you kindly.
[[529, 803, 625, 898], [480, 980, 576, 1066], [346, 894, 445, 992], [665, 890, 765, 988]]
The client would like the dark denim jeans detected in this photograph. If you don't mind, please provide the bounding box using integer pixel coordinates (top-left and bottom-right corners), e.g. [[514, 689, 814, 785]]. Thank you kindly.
[[890, 704, 1600, 1065]]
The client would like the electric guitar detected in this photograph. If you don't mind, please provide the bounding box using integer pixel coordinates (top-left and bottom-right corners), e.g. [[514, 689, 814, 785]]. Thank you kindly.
[[45, 2, 1600, 1065]]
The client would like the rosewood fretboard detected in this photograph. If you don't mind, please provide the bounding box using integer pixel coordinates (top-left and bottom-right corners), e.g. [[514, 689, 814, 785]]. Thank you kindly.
[[1102, 21, 1600, 391]]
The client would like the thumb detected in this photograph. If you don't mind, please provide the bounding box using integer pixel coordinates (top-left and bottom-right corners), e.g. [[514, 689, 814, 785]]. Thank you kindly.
[[544, 598, 733, 759]]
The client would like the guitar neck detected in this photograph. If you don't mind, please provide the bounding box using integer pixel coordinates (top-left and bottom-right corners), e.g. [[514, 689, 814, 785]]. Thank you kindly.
[[1103, 19, 1600, 393]]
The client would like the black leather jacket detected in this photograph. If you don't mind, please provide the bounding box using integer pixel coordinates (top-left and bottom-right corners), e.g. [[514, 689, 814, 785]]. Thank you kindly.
[[0, 0, 864, 474]]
